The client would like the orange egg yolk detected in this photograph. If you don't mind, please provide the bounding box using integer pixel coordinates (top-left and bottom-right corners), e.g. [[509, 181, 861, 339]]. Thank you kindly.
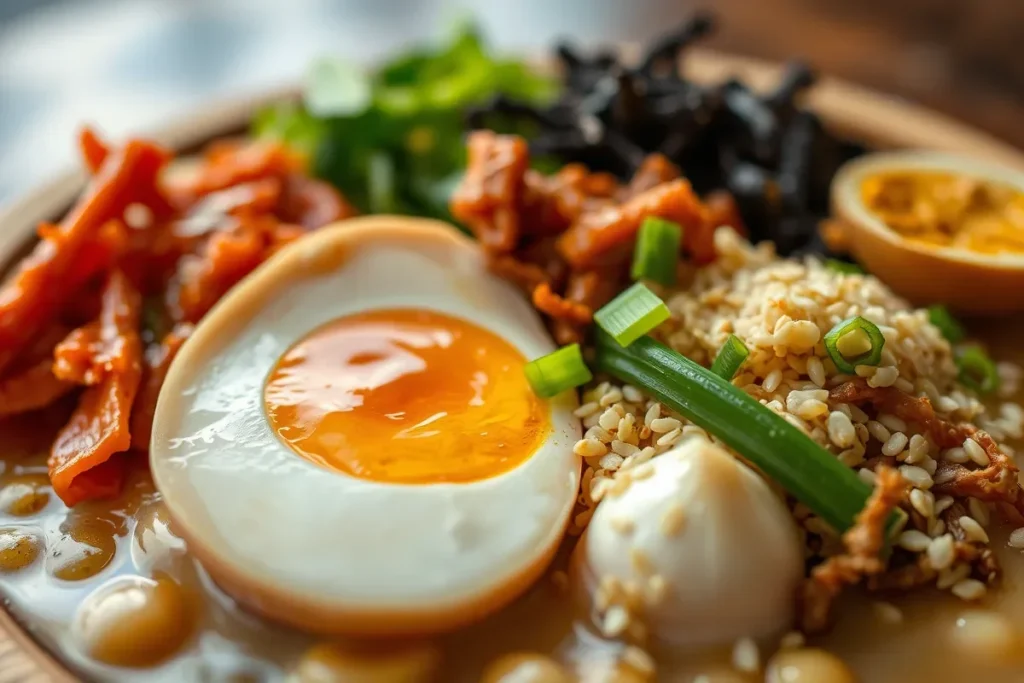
[[263, 308, 549, 484]]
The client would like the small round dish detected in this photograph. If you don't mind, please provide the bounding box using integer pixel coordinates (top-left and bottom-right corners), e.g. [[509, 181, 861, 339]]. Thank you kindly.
[[831, 150, 1024, 314]]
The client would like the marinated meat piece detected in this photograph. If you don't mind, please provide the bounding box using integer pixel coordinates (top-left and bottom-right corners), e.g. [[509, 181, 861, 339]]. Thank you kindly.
[[450, 131, 529, 253]]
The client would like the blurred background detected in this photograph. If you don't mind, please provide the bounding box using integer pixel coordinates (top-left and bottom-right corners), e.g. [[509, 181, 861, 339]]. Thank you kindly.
[[0, 0, 1021, 204]]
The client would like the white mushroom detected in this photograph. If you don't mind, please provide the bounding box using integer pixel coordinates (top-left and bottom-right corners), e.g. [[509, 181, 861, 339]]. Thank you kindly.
[[579, 438, 803, 647]]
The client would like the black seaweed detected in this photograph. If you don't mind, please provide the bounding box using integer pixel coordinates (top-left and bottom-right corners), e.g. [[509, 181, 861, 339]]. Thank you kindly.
[[465, 12, 866, 256]]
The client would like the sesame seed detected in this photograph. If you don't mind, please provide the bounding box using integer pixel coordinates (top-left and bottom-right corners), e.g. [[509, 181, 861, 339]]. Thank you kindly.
[[867, 420, 891, 443], [574, 402, 600, 418], [951, 579, 987, 601], [807, 356, 826, 387], [935, 495, 955, 515], [763, 369, 783, 393], [937, 396, 960, 414], [650, 417, 682, 434], [645, 575, 668, 605], [574, 438, 608, 458], [644, 403, 661, 427], [611, 440, 641, 458], [858, 468, 878, 485], [598, 408, 620, 431], [660, 503, 686, 536], [906, 434, 929, 464], [910, 489, 935, 519], [585, 426, 613, 442], [898, 529, 932, 552], [1008, 527, 1024, 549], [599, 388, 623, 407], [732, 637, 760, 673], [942, 448, 966, 464], [630, 547, 653, 575], [900, 465, 934, 490], [958, 516, 990, 544], [656, 428, 682, 448], [927, 534, 955, 571], [622, 385, 644, 403], [878, 413, 908, 433], [827, 411, 857, 448], [963, 438, 989, 467], [882, 432, 909, 457], [599, 453, 625, 471], [601, 605, 630, 637], [968, 498, 991, 527]]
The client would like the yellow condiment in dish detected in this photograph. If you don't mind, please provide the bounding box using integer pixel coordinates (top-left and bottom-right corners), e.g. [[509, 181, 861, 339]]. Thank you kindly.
[[861, 171, 1024, 255]]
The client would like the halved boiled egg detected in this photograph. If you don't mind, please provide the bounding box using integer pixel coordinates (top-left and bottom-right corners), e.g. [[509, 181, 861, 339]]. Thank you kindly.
[[150, 216, 581, 636]]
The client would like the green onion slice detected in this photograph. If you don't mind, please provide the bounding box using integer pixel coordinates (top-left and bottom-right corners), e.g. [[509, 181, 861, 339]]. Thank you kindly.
[[710, 334, 749, 380], [824, 259, 864, 275], [524, 344, 593, 399], [593, 331, 904, 536], [594, 282, 671, 348], [928, 305, 965, 344], [824, 316, 886, 374], [955, 345, 999, 395], [631, 217, 683, 286]]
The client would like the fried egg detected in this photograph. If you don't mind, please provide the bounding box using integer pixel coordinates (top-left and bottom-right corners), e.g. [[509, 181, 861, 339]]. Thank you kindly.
[[150, 216, 581, 636]]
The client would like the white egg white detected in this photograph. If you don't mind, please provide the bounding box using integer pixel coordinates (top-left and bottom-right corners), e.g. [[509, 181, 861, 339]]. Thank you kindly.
[[150, 216, 581, 635]]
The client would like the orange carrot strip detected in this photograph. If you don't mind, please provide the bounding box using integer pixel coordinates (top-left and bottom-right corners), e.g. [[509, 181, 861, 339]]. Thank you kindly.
[[54, 262, 142, 385], [79, 127, 111, 174], [49, 271, 143, 506], [130, 322, 194, 451], [0, 141, 169, 377], [0, 359, 75, 418]]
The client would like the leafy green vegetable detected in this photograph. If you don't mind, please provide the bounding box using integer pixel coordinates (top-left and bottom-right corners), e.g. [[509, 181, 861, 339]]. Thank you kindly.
[[252, 21, 555, 220], [304, 58, 372, 117]]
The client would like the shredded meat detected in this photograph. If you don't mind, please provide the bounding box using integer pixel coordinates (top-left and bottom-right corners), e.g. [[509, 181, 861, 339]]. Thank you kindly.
[[450, 131, 529, 253], [532, 283, 593, 327], [451, 131, 745, 342], [48, 271, 143, 506], [0, 128, 353, 506], [798, 466, 907, 633], [830, 380, 1024, 521]]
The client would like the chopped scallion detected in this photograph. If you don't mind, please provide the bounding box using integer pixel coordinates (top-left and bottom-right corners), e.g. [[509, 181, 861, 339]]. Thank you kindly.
[[594, 282, 671, 348], [928, 305, 965, 344], [593, 331, 904, 536], [955, 345, 999, 395], [631, 217, 683, 286], [824, 316, 885, 374], [524, 344, 593, 398], [710, 334, 749, 380], [824, 259, 864, 275]]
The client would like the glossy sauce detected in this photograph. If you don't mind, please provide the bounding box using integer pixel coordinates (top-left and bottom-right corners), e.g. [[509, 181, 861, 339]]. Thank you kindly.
[[1, 332, 1024, 681], [264, 308, 548, 483]]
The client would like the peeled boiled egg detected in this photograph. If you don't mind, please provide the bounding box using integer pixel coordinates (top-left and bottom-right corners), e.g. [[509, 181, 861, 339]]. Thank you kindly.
[[150, 216, 581, 636], [578, 438, 803, 647]]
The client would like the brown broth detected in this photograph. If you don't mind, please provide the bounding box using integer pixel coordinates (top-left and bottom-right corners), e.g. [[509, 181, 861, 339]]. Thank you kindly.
[[0, 328, 1023, 682]]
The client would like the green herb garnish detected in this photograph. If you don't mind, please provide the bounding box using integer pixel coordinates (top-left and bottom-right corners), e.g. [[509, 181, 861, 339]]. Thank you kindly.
[[710, 334, 750, 380], [252, 21, 555, 220], [928, 305, 965, 344], [594, 283, 671, 348], [824, 316, 886, 374], [524, 344, 593, 398], [956, 345, 999, 395], [631, 217, 683, 286]]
